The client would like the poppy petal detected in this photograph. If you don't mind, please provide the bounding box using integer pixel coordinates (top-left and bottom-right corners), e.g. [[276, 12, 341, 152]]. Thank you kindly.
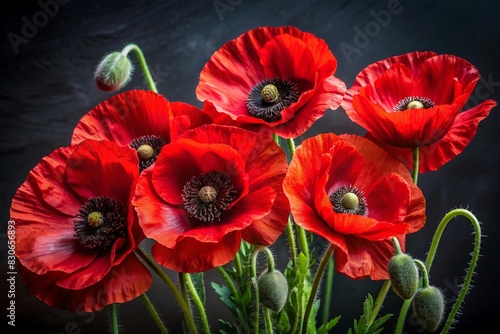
[[71, 90, 172, 146], [151, 232, 242, 273]]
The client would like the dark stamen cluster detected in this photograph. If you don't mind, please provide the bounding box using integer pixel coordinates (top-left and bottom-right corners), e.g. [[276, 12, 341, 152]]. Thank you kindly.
[[129, 135, 166, 172], [329, 185, 367, 216], [246, 78, 300, 122], [393, 96, 435, 111], [182, 171, 237, 223], [74, 196, 127, 251]]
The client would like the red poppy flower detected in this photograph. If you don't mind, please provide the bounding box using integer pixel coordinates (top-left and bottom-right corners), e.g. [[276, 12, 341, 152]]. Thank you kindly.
[[341, 51, 496, 172], [283, 133, 426, 280], [196, 26, 346, 139], [72, 89, 214, 172], [10, 140, 152, 312], [133, 124, 290, 273]]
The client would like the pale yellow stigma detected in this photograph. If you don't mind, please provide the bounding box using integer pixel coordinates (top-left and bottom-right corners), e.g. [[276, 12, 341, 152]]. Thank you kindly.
[[87, 211, 104, 227], [407, 100, 425, 109], [261, 84, 280, 103], [341, 192, 359, 210], [137, 144, 154, 160], [198, 186, 218, 203]]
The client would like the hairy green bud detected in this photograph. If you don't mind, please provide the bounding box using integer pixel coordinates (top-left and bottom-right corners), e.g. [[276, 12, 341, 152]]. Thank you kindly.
[[388, 253, 419, 299], [94, 52, 133, 91], [412, 286, 445, 332], [258, 270, 288, 312]]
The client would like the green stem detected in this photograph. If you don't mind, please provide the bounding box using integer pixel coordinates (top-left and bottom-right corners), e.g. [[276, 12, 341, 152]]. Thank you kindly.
[[250, 246, 276, 334], [216, 266, 239, 299], [302, 245, 335, 334], [367, 280, 391, 328], [285, 217, 298, 268], [412, 147, 419, 185], [251, 276, 261, 334], [413, 259, 430, 289], [321, 258, 335, 324], [121, 43, 158, 93], [110, 304, 119, 334], [296, 223, 310, 260], [136, 248, 198, 334], [179, 272, 190, 311], [287, 138, 296, 157], [395, 298, 412, 334], [234, 248, 243, 278], [140, 294, 169, 334], [429, 209, 481, 334], [264, 307, 274, 334], [184, 273, 211, 334], [395, 209, 482, 334]]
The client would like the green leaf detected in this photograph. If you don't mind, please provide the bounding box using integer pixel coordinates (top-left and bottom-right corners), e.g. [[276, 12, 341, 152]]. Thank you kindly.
[[346, 294, 392, 334], [190, 272, 206, 305], [219, 319, 241, 334], [317, 315, 341, 334]]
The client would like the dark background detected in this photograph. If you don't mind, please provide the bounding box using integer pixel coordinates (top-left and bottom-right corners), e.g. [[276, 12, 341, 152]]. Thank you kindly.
[[1, 0, 499, 333]]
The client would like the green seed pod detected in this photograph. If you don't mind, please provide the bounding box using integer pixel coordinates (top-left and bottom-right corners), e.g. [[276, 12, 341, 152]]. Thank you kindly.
[[412, 286, 445, 332], [258, 270, 288, 312], [94, 52, 133, 91], [388, 253, 418, 299]]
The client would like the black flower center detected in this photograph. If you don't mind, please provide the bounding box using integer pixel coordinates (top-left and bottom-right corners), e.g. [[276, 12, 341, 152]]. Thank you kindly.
[[182, 171, 237, 223], [129, 135, 166, 172], [393, 96, 435, 111], [74, 196, 127, 251], [329, 185, 367, 216], [246, 78, 300, 122]]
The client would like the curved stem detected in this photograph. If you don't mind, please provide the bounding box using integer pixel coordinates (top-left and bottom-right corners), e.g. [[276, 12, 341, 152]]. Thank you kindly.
[[216, 266, 238, 299], [412, 147, 419, 185], [429, 209, 481, 334], [110, 304, 119, 334], [250, 246, 276, 334], [413, 260, 430, 289], [121, 43, 158, 92], [395, 209, 481, 334], [140, 293, 169, 334], [136, 248, 198, 334], [184, 273, 211, 334], [302, 245, 335, 334]]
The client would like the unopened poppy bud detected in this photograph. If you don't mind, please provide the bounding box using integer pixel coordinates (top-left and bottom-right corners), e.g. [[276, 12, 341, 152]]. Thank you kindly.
[[258, 270, 288, 312], [388, 253, 418, 299], [94, 52, 133, 91], [412, 286, 445, 332]]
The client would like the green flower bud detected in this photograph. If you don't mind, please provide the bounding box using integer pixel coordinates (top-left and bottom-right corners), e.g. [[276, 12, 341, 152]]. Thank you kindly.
[[412, 286, 445, 332], [94, 52, 133, 91], [388, 253, 419, 299], [258, 270, 288, 312]]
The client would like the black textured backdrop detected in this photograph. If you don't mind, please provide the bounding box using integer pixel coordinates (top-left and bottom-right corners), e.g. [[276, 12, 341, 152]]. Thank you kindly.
[[1, 0, 499, 333]]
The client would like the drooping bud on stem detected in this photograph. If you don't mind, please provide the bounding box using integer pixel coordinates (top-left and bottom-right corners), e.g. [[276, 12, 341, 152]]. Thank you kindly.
[[412, 286, 445, 332], [94, 51, 133, 91], [389, 253, 419, 300], [388, 237, 419, 299], [258, 270, 288, 312]]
